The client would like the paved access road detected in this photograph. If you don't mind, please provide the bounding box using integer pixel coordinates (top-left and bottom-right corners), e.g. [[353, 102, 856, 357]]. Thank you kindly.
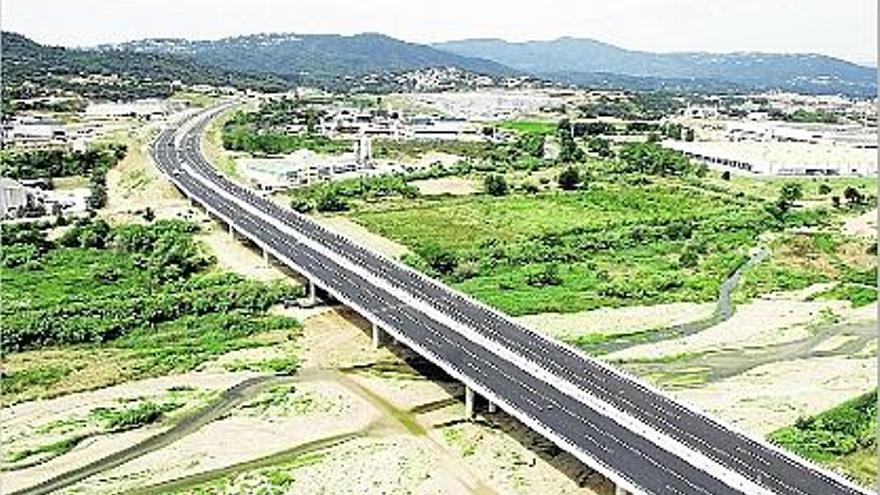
[[156, 106, 869, 495]]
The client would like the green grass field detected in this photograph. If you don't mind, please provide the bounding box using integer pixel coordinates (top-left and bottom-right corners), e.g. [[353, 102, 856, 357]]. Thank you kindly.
[[351, 181, 772, 315], [769, 390, 877, 487], [497, 120, 557, 135], [699, 172, 875, 202], [1, 220, 301, 404]]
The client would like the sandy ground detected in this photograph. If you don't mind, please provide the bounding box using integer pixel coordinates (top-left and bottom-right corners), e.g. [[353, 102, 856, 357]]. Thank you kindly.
[[174, 436, 478, 495], [602, 286, 877, 435], [411, 177, 480, 196], [607, 297, 850, 361], [32, 306, 601, 495], [59, 380, 378, 494], [1, 372, 253, 493], [676, 356, 877, 435], [314, 216, 411, 259], [197, 222, 289, 281], [403, 151, 464, 170], [103, 123, 189, 222], [517, 302, 715, 340], [426, 414, 605, 495], [842, 208, 878, 238]]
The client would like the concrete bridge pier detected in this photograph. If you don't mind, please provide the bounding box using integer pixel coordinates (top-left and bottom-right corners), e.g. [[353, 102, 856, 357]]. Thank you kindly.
[[464, 385, 475, 420], [302, 280, 318, 306], [262, 248, 270, 267], [371, 322, 383, 349], [615, 484, 630, 495], [228, 223, 236, 240], [487, 401, 497, 414]]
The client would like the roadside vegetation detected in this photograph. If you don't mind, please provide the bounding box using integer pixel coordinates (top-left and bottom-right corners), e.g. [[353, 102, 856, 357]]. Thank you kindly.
[[0, 218, 301, 404], [0, 144, 127, 209], [769, 390, 877, 486], [223, 113, 352, 156], [352, 179, 788, 316], [289, 174, 418, 213], [737, 231, 877, 306], [344, 138, 873, 316]]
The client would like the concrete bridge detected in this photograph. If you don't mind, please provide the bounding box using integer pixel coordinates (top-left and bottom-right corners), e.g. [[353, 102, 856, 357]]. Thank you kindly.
[[150, 104, 870, 495]]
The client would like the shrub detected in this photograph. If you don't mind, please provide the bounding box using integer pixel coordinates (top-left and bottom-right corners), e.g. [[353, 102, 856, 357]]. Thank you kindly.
[[290, 196, 313, 213], [587, 137, 613, 158], [419, 243, 458, 276], [525, 264, 562, 287], [521, 182, 540, 194], [557, 166, 581, 190], [314, 188, 348, 212], [484, 174, 508, 196], [618, 142, 695, 176], [59, 218, 112, 249], [844, 186, 865, 206]]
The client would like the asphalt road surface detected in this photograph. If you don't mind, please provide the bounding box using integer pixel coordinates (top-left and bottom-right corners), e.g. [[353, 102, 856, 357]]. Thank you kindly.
[[149, 106, 868, 495]]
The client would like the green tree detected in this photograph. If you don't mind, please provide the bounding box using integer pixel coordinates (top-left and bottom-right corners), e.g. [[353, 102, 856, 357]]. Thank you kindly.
[[557, 166, 581, 191], [419, 243, 458, 276], [314, 188, 348, 212], [779, 183, 804, 207], [557, 119, 585, 163], [484, 174, 509, 196], [843, 186, 865, 206], [618, 142, 694, 176], [587, 137, 613, 158]]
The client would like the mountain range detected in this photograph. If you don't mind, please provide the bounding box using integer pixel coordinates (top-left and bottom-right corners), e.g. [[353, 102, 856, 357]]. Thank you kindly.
[[2, 32, 287, 92], [101, 33, 516, 79], [433, 37, 876, 96], [4, 31, 876, 96]]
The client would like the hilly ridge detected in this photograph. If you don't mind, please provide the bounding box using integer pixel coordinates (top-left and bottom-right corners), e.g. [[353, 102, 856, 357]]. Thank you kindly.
[[103, 33, 517, 78], [4, 30, 875, 97], [1, 32, 288, 92], [433, 37, 877, 96]]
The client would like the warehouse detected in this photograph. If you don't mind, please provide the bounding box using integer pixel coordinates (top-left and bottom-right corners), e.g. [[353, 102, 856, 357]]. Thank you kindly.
[[664, 140, 877, 176]]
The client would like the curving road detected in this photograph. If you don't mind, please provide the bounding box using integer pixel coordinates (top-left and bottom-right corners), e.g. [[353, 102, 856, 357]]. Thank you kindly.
[[150, 104, 870, 495], [10, 377, 278, 495]]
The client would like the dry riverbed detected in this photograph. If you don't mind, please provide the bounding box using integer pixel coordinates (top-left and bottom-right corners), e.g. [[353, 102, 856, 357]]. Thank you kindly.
[[7, 307, 603, 495]]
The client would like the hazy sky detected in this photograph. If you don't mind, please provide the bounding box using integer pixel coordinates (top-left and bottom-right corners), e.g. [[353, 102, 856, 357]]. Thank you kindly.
[[3, 0, 877, 65]]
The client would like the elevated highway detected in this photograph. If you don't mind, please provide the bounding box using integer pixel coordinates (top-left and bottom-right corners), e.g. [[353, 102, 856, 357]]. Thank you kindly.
[[151, 105, 870, 495]]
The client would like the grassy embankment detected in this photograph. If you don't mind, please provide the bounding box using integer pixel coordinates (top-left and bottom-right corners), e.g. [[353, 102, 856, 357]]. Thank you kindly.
[[0, 219, 302, 405], [769, 390, 877, 487], [204, 107, 245, 179], [737, 231, 877, 307], [350, 180, 771, 317], [346, 168, 875, 320], [699, 172, 875, 203]]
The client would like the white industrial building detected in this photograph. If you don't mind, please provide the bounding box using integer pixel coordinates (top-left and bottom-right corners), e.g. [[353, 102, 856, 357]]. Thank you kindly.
[[408, 116, 480, 140], [84, 99, 182, 121], [665, 140, 877, 176], [725, 121, 876, 149], [0, 178, 29, 219], [238, 136, 378, 191], [1, 118, 67, 149]]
